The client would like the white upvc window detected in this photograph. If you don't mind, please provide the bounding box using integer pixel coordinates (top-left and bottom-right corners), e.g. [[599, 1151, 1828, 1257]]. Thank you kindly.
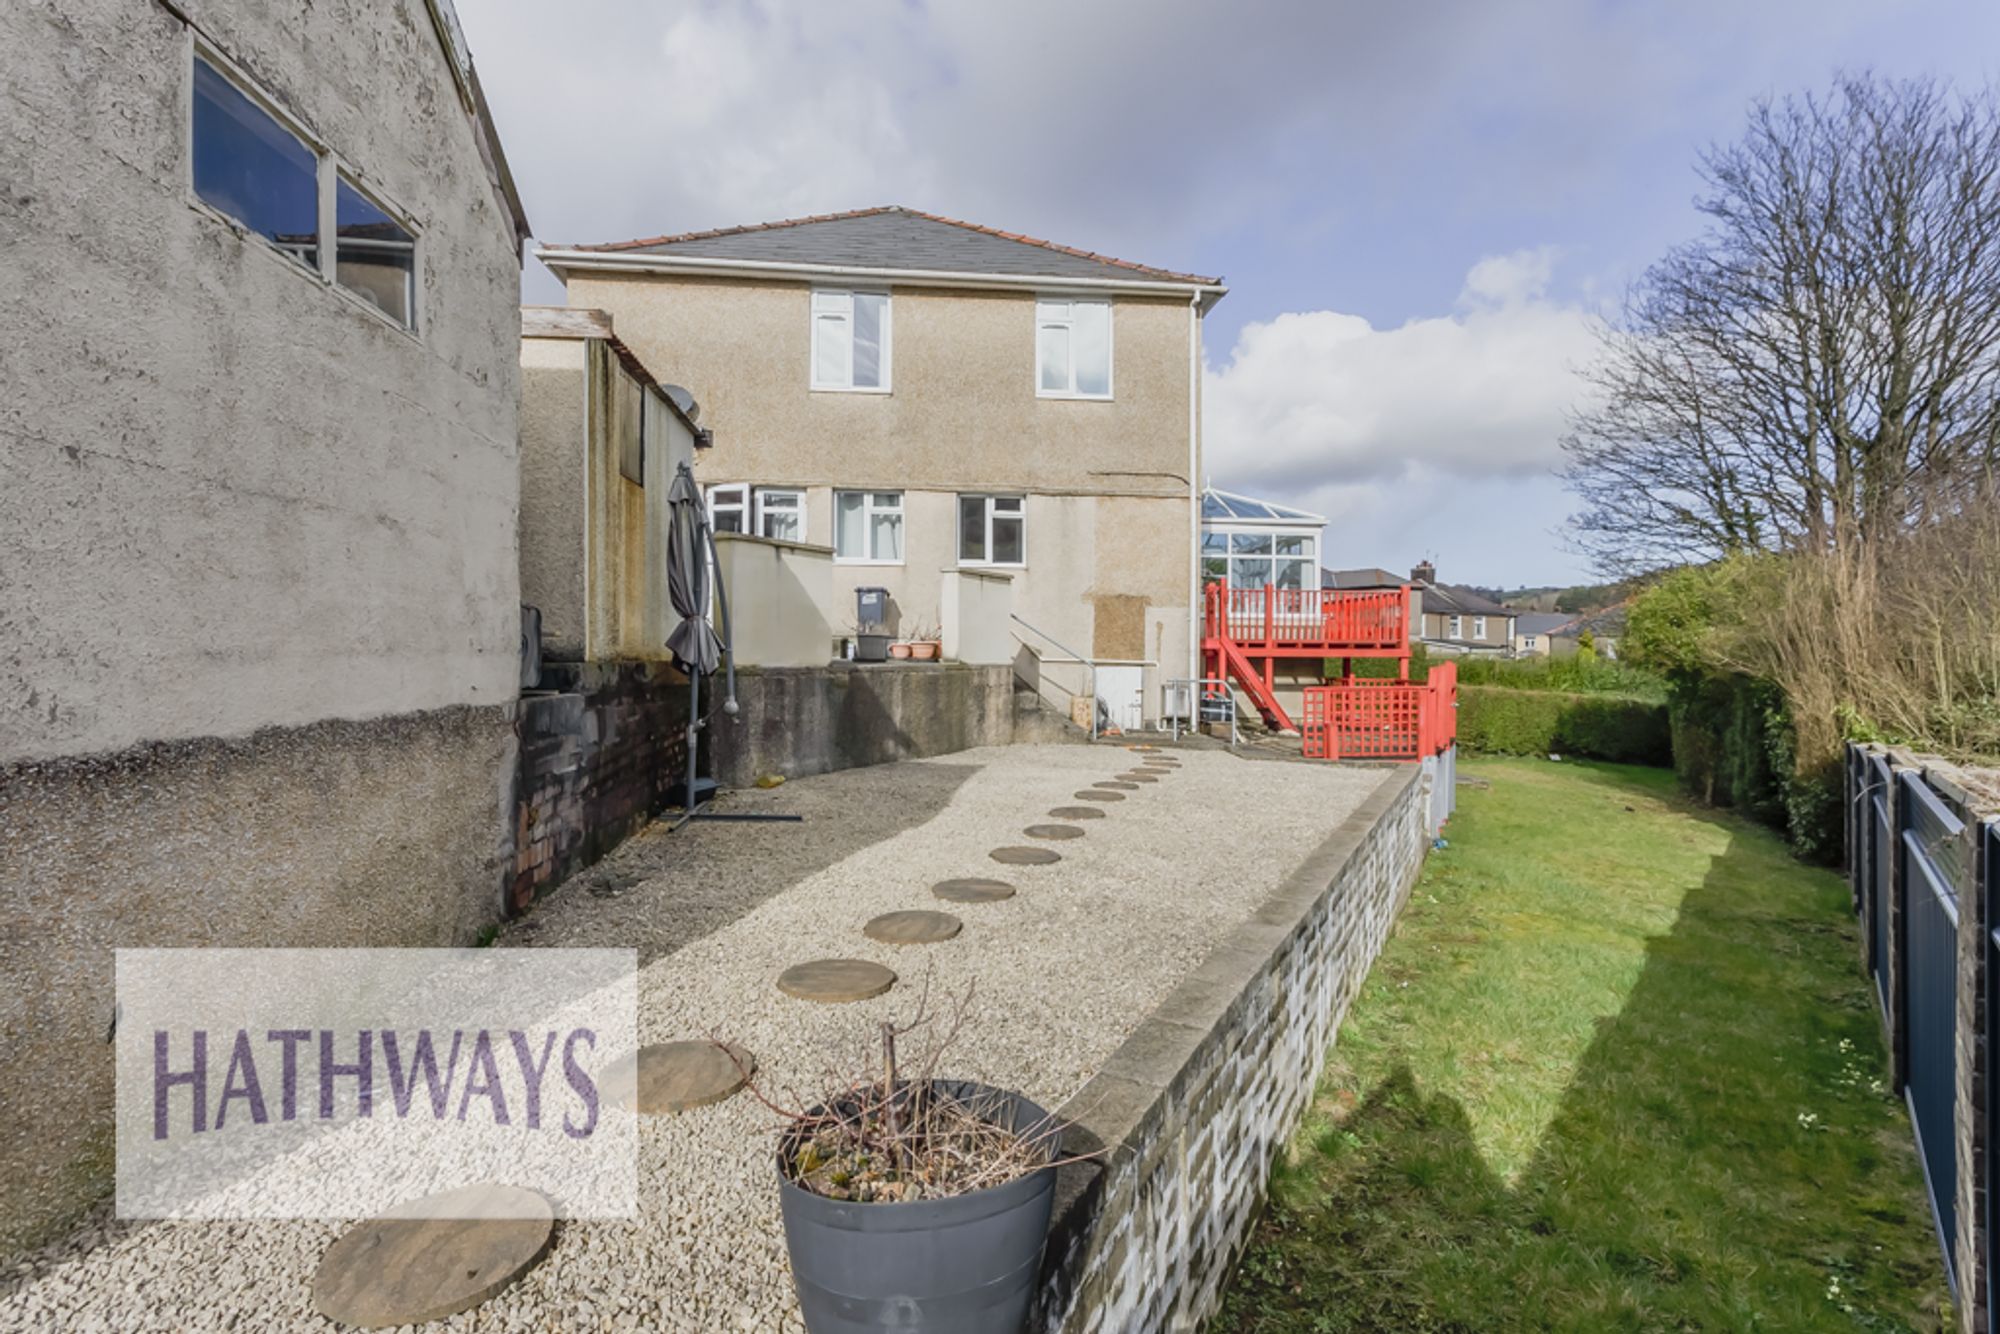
[[812, 290, 891, 392], [190, 47, 420, 334], [1473, 616, 1488, 639], [834, 490, 904, 563], [755, 488, 806, 542], [958, 495, 1026, 567], [1036, 298, 1112, 398], [1523, 635, 1538, 650], [1447, 615, 1463, 639], [707, 483, 748, 534]]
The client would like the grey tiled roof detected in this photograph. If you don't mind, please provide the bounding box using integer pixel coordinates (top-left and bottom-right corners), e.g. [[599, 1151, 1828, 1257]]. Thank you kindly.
[[566, 206, 1220, 286]]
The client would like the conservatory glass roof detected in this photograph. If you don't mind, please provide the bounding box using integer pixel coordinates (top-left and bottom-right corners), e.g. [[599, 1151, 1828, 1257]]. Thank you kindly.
[[1200, 487, 1327, 525]]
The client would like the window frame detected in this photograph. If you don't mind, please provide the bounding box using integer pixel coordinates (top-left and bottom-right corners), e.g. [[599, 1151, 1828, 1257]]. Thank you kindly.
[[1447, 615, 1463, 639], [186, 39, 422, 339], [957, 494, 1027, 568], [1035, 296, 1115, 401], [810, 289, 893, 394], [1473, 616, 1488, 639], [754, 488, 807, 543], [833, 490, 905, 565], [707, 483, 749, 534]]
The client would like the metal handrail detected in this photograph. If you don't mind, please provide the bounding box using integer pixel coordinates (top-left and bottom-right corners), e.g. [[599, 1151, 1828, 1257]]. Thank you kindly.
[[1009, 613, 1099, 740]]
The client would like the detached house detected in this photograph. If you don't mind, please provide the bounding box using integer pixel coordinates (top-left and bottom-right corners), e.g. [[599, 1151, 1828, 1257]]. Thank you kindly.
[[1408, 563, 1516, 657], [536, 207, 1226, 728]]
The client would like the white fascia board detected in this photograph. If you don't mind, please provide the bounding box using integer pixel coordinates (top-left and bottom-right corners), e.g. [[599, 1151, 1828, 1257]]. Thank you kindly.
[[535, 248, 1229, 306]]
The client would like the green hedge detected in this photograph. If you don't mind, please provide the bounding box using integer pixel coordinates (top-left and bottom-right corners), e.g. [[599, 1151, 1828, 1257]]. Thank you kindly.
[[1662, 671, 1841, 863], [1457, 686, 1672, 766]]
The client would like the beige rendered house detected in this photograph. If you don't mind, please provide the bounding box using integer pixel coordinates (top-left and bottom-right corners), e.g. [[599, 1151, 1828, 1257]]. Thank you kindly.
[[536, 207, 1226, 728]]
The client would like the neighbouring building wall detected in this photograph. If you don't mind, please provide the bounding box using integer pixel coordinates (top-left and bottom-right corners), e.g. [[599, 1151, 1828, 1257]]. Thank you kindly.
[[561, 272, 1197, 720], [0, 0, 526, 1260]]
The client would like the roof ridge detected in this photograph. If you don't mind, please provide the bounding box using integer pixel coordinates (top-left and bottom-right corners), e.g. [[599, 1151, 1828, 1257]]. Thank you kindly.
[[565, 205, 1222, 285]]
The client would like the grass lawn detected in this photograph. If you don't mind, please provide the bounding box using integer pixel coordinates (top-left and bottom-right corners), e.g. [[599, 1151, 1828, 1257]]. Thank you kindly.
[[1216, 757, 1952, 1333]]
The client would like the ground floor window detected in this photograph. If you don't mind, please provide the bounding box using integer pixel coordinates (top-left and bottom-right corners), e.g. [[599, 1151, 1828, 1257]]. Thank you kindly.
[[707, 483, 748, 533], [957, 494, 1025, 566], [755, 488, 805, 541], [835, 490, 904, 563]]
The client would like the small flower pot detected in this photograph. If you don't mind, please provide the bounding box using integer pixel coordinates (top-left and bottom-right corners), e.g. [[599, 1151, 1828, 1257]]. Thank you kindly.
[[889, 642, 914, 659], [910, 641, 940, 661], [776, 1080, 1058, 1334]]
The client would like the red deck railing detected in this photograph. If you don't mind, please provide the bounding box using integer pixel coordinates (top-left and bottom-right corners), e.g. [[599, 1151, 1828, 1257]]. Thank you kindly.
[[1202, 584, 1410, 656], [1300, 661, 1457, 761]]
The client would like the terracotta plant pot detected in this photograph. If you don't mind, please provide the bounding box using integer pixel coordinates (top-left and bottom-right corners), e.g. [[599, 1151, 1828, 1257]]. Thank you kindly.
[[889, 642, 913, 659], [910, 641, 940, 661]]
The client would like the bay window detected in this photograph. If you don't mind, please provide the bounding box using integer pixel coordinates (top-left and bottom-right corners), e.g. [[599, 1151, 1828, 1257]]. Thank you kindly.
[[834, 491, 903, 563], [812, 290, 891, 391]]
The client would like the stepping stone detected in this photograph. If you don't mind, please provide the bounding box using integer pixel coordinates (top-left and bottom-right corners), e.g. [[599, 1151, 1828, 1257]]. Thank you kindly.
[[1119, 773, 1159, 783], [778, 959, 896, 1002], [933, 877, 1016, 903], [1048, 806, 1107, 820], [1024, 823, 1084, 840], [991, 845, 1061, 866], [864, 909, 963, 944], [313, 1184, 554, 1328], [602, 1041, 753, 1115], [1129, 745, 1160, 752], [1094, 781, 1140, 791], [1074, 790, 1124, 802]]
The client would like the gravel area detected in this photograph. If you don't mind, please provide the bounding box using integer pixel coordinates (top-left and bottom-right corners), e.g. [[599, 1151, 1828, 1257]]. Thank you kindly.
[[0, 743, 1390, 1332]]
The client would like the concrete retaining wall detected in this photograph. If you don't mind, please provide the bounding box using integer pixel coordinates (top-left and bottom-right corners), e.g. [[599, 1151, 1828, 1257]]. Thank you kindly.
[[712, 662, 1071, 787], [1036, 762, 1430, 1331], [0, 705, 516, 1259]]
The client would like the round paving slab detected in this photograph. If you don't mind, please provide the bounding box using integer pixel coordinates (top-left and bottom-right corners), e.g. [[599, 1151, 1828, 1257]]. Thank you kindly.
[[777, 959, 897, 1003], [990, 845, 1062, 866], [602, 1041, 754, 1116], [1048, 805, 1107, 820], [864, 909, 963, 944], [312, 1184, 554, 1329], [1074, 789, 1124, 802], [1094, 780, 1140, 791], [1024, 823, 1085, 840], [932, 877, 1017, 903]]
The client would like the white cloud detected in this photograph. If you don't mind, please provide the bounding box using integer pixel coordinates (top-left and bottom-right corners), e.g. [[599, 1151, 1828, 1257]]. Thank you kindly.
[[1202, 252, 1600, 495]]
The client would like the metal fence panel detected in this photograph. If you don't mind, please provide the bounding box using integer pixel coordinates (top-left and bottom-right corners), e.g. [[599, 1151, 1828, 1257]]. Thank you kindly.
[[1902, 770, 1964, 1294]]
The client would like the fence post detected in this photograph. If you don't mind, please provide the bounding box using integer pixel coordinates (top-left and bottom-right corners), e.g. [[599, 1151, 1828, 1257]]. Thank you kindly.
[[1888, 757, 1919, 1092], [1953, 789, 1996, 1334]]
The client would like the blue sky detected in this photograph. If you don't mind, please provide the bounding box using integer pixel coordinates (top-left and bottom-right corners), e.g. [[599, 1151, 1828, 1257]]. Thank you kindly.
[[459, 0, 2000, 588]]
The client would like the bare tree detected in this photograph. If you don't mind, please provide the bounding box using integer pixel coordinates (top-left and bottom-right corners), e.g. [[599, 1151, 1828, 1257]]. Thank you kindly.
[[1564, 75, 2000, 572]]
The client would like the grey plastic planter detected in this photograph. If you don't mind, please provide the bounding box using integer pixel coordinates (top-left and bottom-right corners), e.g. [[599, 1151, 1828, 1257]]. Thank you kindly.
[[776, 1080, 1058, 1334]]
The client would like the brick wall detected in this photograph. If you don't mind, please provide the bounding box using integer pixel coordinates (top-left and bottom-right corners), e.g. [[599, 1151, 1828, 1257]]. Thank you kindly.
[[510, 660, 692, 913], [1036, 763, 1430, 1331]]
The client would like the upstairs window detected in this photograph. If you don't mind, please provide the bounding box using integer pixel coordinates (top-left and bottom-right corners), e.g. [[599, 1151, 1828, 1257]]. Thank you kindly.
[[1037, 299, 1112, 398], [834, 491, 903, 563], [812, 291, 890, 391], [335, 178, 417, 330], [192, 55, 319, 270], [958, 495, 1025, 566]]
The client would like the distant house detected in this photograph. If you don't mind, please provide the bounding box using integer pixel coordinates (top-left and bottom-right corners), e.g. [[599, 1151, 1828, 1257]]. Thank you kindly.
[[1513, 612, 1572, 657], [1407, 563, 1515, 656], [1551, 607, 1626, 660]]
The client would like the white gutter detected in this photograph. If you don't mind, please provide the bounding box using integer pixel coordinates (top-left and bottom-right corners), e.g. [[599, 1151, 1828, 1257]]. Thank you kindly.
[[536, 247, 1229, 305], [1187, 290, 1202, 696]]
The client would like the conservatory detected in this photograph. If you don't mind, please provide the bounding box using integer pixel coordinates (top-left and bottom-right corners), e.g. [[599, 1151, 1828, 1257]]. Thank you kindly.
[[1200, 487, 1324, 591]]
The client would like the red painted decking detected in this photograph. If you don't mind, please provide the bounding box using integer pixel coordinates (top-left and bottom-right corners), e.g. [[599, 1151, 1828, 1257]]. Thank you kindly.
[[1300, 662, 1458, 761], [1201, 584, 1415, 732]]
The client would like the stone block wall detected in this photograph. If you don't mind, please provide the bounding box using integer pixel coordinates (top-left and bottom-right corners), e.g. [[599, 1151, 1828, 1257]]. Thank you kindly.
[[1036, 763, 1429, 1331], [511, 660, 693, 912]]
